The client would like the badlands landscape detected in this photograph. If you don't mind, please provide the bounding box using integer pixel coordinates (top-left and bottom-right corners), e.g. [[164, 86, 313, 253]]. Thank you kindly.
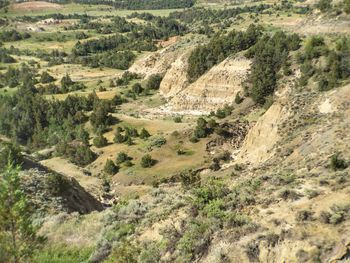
[[0, 0, 350, 262]]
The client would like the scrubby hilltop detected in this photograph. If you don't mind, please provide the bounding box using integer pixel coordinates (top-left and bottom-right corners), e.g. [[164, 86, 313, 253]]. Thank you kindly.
[[0, 0, 350, 262]]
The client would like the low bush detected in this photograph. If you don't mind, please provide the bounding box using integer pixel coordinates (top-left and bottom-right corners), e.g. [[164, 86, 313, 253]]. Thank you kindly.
[[104, 159, 119, 175], [141, 154, 156, 168]]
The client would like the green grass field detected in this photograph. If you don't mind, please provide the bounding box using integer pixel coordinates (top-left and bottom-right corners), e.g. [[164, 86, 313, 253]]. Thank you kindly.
[[2, 3, 180, 17]]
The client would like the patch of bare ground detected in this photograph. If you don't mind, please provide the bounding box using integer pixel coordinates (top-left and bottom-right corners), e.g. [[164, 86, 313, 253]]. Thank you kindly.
[[12, 1, 63, 11]]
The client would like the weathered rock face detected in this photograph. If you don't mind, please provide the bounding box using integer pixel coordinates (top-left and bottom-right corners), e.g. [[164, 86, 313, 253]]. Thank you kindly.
[[236, 103, 290, 164], [128, 35, 207, 79], [128, 48, 180, 79], [164, 54, 251, 114], [159, 50, 192, 98]]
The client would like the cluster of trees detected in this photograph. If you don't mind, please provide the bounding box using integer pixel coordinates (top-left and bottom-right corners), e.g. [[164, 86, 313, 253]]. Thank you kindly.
[[79, 50, 136, 69], [0, 75, 102, 165], [0, 64, 37, 88], [0, 29, 30, 42], [114, 126, 151, 145], [316, 0, 350, 13], [70, 14, 188, 69], [37, 73, 85, 95], [187, 24, 263, 82], [0, 164, 44, 263], [0, 48, 16, 63], [298, 36, 350, 91], [116, 71, 141, 86], [169, 5, 271, 25], [191, 117, 216, 142], [72, 0, 195, 9], [57, 141, 97, 166], [90, 100, 114, 132], [246, 31, 301, 104]]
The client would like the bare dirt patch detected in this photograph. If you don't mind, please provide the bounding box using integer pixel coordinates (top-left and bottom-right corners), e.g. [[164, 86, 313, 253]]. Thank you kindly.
[[12, 1, 63, 11]]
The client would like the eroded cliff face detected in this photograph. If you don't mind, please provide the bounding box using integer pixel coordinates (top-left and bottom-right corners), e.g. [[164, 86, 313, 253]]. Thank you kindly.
[[236, 103, 290, 164], [159, 50, 192, 98], [163, 54, 251, 114], [128, 35, 207, 79]]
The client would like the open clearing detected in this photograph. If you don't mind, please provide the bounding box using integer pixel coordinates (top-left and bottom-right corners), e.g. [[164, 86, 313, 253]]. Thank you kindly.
[[11, 1, 63, 12]]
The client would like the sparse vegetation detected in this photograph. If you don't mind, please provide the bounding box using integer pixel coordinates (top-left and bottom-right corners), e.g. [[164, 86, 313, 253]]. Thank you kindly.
[[1, 2, 350, 262]]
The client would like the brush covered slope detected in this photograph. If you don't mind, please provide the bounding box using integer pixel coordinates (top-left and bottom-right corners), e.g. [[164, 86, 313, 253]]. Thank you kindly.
[[0, 0, 350, 262]]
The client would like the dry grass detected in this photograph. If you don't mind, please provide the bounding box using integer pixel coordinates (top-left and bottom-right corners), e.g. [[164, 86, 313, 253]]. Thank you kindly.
[[12, 1, 63, 12]]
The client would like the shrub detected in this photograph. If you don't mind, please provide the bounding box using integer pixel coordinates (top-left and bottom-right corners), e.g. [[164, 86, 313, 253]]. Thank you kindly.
[[0, 142, 22, 171], [316, 0, 332, 12], [173, 116, 182, 123], [131, 83, 143, 95], [104, 159, 119, 175], [178, 170, 200, 188], [148, 136, 166, 148], [176, 220, 212, 262], [114, 130, 125, 143], [245, 241, 260, 262], [278, 188, 300, 200], [93, 134, 108, 148], [295, 209, 314, 222], [40, 71, 55, 84], [116, 152, 131, 164], [124, 135, 134, 146], [235, 92, 243, 104], [140, 128, 151, 139], [140, 154, 156, 168], [111, 94, 125, 106], [189, 136, 199, 143], [345, 0, 350, 13], [145, 74, 163, 90], [330, 153, 348, 171]]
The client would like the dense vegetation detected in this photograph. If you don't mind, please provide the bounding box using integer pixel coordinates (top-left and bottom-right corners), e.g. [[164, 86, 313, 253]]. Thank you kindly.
[[71, 0, 195, 9], [297, 36, 350, 91], [187, 25, 262, 82], [246, 31, 301, 104], [0, 29, 30, 42]]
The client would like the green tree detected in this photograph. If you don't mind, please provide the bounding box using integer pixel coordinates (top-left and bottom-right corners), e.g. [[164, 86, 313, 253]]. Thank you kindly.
[[317, 0, 332, 12], [139, 128, 151, 139], [145, 74, 163, 90], [93, 134, 108, 148], [0, 165, 43, 263], [116, 152, 130, 164], [114, 130, 125, 143], [60, 73, 74, 91], [40, 71, 55, 84], [0, 143, 22, 172], [104, 159, 119, 175], [140, 154, 156, 168], [131, 83, 143, 95], [344, 0, 350, 13]]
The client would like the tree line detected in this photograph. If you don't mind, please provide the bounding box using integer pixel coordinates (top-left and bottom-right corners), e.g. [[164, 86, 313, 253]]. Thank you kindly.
[[187, 24, 263, 82]]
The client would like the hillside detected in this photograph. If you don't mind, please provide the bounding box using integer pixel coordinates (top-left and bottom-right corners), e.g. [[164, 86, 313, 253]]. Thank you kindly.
[[0, 0, 350, 262]]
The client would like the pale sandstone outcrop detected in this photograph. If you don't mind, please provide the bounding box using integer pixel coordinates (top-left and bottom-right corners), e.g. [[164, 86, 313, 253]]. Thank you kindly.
[[159, 50, 192, 98], [164, 54, 251, 114], [128, 35, 207, 79], [236, 103, 290, 164]]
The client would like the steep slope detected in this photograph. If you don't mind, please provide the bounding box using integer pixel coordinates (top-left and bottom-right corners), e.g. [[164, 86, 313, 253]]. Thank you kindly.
[[128, 35, 207, 79], [162, 54, 251, 114], [159, 50, 192, 98], [236, 103, 290, 164]]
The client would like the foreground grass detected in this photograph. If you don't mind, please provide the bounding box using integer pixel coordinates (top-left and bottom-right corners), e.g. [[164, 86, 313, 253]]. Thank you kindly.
[[33, 245, 93, 263]]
